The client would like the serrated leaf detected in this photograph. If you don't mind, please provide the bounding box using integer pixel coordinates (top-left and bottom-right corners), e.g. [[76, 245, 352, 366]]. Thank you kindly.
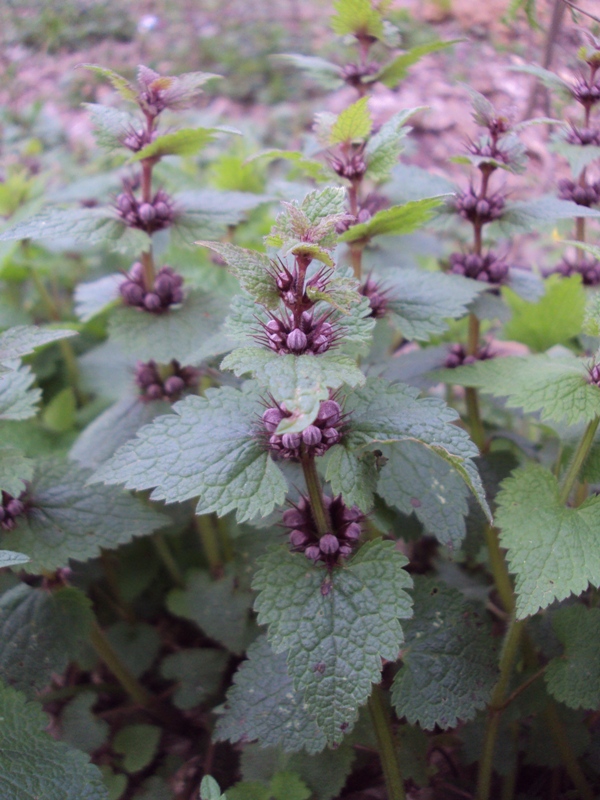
[[377, 440, 470, 548], [0, 325, 78, 370], [131, 126, 234, 162], [176, 189, 271, 240], [196, 241, 280, 307], [215, 634, 327, 753], [496, 465, 600, 618], [545, 605, 600, 710], [272, 55, 343, 91], [386, 164, 457, 204], [60, 692, 110, 754], [83, 103, 139, 150], [108, 290, 230, 363], [0, 584, 93, 697], [167, 571, 254, 654], [0, 447, 34, 495], [507, 63, 571, 94], [74, 274, 123, 322], [82, 65, 138, 102], [330, 0, 384, 40], [0, 364, 41, 421], [325, 444, 379, 511], [364, 108, 424, 182], [305, 270, 361, 312], [0, 681, 108, 800], [0, 207, 150, 254], [0, 551, 29, 567], [70, 395, 172, 470], [302, 186, 347, 222], [375, 41, 458, 87], [92, 386, 287, 523], [502, 274, 585, 352], [392, 577, 498, 728], [253, 540, 413, 744], [329, 97, 372, 145], [113, 724, 161, 773], [248, 148, 329, 181], [549, 132, 600, 177], [1, 458, 168, 572], [440, 354, 600, 426], [338, 198, 443, 242], [385, 270, 482, 340], [497, 196, 600, 234], [160, 648, 228, 709], [221, 348, 366, 427]]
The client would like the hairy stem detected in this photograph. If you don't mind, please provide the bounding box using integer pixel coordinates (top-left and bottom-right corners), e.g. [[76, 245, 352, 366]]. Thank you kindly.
[[368, 685, 406, 800], [558, 416, 600, 505], [349, 243, 364, 280], [141, 249, 155, 291], [301, 455, 331, 536], [484, 525, 515, 614], [194, 514, 223, 576], [476, 617, 525, 800], [152, 532, 185, 587]]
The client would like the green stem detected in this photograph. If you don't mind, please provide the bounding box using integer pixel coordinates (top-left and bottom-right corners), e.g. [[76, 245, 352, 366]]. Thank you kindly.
[[90, 622, 154, 709], [152, 532, 185, 588], [544, 703, 594, 800], [465, 313, 485, 450], [484, 525, 515, 614], [558, 416, 600, 505], [301, 455, 331, 536], [476, 617, 525, 800], [349, 243, 364, 280], [194, 514, 222, 576], [368, 685, 406, 800]]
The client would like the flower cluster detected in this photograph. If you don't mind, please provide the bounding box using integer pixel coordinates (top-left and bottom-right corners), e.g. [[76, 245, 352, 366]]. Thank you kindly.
[[566, 125, 600, 146], [135, 360, 199, 401], [449, 251, 509, 284], [329, 146, 367, 180], [360, 275, 389, 318], [115, 187, 175, 233], [0, 490, 26, 531], [558, 178, 600, 207], [283, 494, 364, 567], [120, 264, 184, 313], [445, 342, 494, 369], [263, 398, 343, 460], [454, 188, 506, 225], [589, 363, 600, 386], [259, 310, 337, 355], [552, 255, 600, 286]]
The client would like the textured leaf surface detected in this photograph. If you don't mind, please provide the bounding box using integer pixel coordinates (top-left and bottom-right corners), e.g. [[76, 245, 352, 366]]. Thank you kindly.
[[325, 444, 379, 511], [113, 724, 161, 773], [0, 551, 29, 567], [0, 584, 93, 696], [93, 386, 287, 522], [329, 97, 372, 144], [2, 458, 167, 571], [108, 290, 230, 363], [364, 108, 421, 181], [84, 103, 138, 150], [545, 605, 600, 710], [496, 465, 600, 618], [176, 189, 271, 239], [196, 241, 280, 307], [160, 648, 228, 709], [338, 198, 443, 242], [253, 540, 413, 743], [60, 692, 110, 754], [392, 578, 498, 728], [0, 365, 41, 420], [215, 634, 327, 753], [440, 355, 599, 425], [385, 270, 482, 340], [131, 126, 232, 161], [74, 274, 123, 322], [0, 447, 34, 495], [330, 0, 384, 39], [167, 571, 254, 654], [375, 41, 458, 87], [498, 196, 600, 234], [0, 681, 108, 800], [0, 325, 78, 369]]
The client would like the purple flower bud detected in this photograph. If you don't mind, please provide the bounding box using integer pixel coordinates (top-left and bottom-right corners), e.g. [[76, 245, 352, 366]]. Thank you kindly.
[[302, 425, 322, 446], [316, 400, 341, 426], [146, 383, 164, 400], [170, 289, 183, 304], [120, 281, 145, 306], [344, 522, 361, 541], [154, 201, 171, 219], [266, 319, 284, 334], [154, 274, 173, 300], [6, 499, 24, 516], [322, 428, 341, 445], [319, 533, 340, 555], [262, 407, 284, 433], [283, 508, 305, 527], [164, 376, 185, 396], [138, 203, 156, 223], [144, 292, 162, 311], [116, 193, 134, 213], [282, 432, 301, 450], [287, 328, 308, 353], [339, 544, 353, 557], [290, 529, 309, 548], [129, 262, 145, 282], [136, 363, 157, 386], [300, 311, 313, 331], [305, 545, 321, 561]]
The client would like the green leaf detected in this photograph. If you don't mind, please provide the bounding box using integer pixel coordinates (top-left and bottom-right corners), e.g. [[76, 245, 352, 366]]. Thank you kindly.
[[0, 365, 41, 421], [113, 724, 161, 773], [108, 290, 230, 364], [495, 465, 600, 618], [200, 776, 227, 800], [325, 444, 379, 511], [440, 354, 600, 426], [2, 458, 168, 572], [215, 634, 328, 754], [248, 148, 329, 181], [385, 270, 482, 340], [386, 164, 457, 204], [83, 103, 139, 150], [176, 189, 272, 240], [0, 584, 94, 697], [337, 198, 443, 242], [498, 196, 600, 234], [130, 126, 234, 162], [270, 55, 343, 91], [545, 605, 600, 710], [227, 783, 269, 800], [302, 186, 347, 222], [329, 97, 372, 144], [364, 108, 424, 181], [330, 0, 384, 40], [506, 63, 571, 94], [549, 132, 600, 177], [160, 648, 228, 709], [228, 773, 311, 800], [392, 577, 498, 728], [42, 387, 77, 433], [502, 274, 585, 352], [105, 621, 161, 679], [253, 540, 413, 744], [71, 395, 172, 470], [305, 269, 361, 313], [196, 241, 280, 307], [377, 440, 471, 548], [74, 274, 123, 322], [92, 386, 288, 523], [0, 325, 78, 370], [0, 447, 33, 495], [60, 692, 110, 754], [0, 207, 150, 254], [0, 551, 29, 567], [0, 681, 108, 800], [82, 65, 138, 102], [375, 41, 459, 87], [167, 571, 254, 654]]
